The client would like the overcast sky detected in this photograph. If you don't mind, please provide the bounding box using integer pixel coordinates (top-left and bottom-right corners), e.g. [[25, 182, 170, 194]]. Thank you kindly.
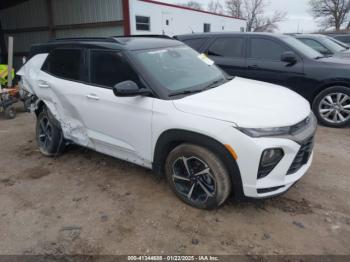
[[164, 0, 318, 33]]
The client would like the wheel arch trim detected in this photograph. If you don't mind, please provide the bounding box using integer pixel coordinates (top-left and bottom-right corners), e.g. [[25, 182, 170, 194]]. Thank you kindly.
[[152, 129, 244, 199]]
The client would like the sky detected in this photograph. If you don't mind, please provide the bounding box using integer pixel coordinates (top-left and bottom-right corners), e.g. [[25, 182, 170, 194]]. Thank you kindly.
[[164, 0, 319, 33]]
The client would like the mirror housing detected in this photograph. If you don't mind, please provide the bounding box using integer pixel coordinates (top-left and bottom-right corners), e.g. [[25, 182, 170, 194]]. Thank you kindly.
[[281, 51, 297, 65], [112, 80, 151, 97]]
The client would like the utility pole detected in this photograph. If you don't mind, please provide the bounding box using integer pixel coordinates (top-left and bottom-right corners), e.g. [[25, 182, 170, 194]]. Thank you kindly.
[[7, 36, 13, 88]]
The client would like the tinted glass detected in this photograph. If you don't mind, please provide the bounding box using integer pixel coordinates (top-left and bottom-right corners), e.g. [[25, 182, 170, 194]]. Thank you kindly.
[[208, 38, 244, 58], [299, 39, 330, 54], [334, 35, 350, 43], [133, 46, 225, 92], [90, 50, 141, 88], [250, 38, 286, 60], [320, 37, 347, 52], [183, 38, 207, 51], [136, 16, 150, 31], [44, 49, 82, 80], [281, 36, 322, 59]]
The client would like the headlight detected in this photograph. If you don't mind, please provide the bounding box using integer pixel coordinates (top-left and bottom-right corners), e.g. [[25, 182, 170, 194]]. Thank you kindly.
[[237, 114, 314, 138], [237, 126, 291, 138], [258, 148, 284, 179]]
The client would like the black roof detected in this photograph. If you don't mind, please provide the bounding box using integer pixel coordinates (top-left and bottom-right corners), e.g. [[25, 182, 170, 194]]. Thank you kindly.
[[29, 36, 181, 58]]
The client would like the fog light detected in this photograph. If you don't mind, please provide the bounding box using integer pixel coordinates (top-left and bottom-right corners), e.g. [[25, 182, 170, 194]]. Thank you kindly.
[[258, 148, 284, 179]]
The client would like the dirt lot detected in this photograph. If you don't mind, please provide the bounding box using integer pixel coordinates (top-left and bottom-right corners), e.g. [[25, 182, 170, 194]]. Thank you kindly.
[[0, 107, 349, 256]]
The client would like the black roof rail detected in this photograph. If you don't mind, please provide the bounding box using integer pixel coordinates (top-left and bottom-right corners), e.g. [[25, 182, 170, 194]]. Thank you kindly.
[[49, 37, 117, 43], [113, 34, 173, 39]]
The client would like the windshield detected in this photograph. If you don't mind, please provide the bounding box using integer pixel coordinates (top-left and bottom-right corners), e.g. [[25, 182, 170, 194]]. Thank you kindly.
[[133, 46, 226, 95], [322, 37, 348, 52], [282, 36, 323, 59]]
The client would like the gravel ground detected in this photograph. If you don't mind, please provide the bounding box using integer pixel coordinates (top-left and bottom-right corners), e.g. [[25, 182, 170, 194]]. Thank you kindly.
[[0, 108, 349, 256]]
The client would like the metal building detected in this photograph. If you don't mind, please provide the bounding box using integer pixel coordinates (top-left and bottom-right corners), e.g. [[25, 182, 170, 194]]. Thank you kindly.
[[0, 0, 245, 70]]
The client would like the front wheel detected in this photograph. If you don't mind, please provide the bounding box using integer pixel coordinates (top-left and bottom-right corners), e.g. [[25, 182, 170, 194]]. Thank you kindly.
[[36, 109, 65, 156], [313, 86, 350, 128], [165, 144, 231, 209]]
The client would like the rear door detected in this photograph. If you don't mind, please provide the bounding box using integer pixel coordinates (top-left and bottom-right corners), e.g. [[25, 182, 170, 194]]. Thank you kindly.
[[39, 48, 92, 146], [246, 37, 304, 88], [205, 36, 248, 77]]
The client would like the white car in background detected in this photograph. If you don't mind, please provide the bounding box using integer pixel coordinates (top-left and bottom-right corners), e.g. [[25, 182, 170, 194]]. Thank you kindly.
[[18, 37, 317, 209]]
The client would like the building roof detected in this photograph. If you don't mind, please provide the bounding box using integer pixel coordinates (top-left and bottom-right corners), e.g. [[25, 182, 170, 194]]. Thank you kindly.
[[139, 0, 246, 21]]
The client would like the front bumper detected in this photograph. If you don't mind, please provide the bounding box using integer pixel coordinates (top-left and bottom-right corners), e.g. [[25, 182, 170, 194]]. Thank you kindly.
[[219, 113, 317, 200]]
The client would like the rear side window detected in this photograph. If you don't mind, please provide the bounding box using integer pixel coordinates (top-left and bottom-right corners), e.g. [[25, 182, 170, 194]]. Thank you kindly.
[[90, 50, 141, 88], [208, 37, 244, 58], [43, 49, 83, 81], [249, 38, 286, 60], [183, 38, 207, 51]]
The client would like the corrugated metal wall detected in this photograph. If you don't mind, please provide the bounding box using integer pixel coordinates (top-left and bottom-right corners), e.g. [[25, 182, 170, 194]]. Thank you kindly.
[[0, 0, 124, 69]]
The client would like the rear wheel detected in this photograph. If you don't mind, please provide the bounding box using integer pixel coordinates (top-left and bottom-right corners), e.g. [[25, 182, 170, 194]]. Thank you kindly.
[[313, 86, 350, 128], [165, 144, 231, 209], [36, 109, 65, 156]]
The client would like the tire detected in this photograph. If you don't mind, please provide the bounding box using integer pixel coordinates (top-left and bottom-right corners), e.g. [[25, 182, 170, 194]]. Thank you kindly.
[[165, 144, 231, 209], [312, 86, 350, 128], [23, 99, 32, 112], [4, 106, 16, 119], [36, 109, 65, 156]]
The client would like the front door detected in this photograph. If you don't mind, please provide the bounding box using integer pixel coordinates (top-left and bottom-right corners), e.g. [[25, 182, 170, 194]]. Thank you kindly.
[[78, 50, 154, 167], [206, 37, 248, 77], [246, 37, 304, 89]]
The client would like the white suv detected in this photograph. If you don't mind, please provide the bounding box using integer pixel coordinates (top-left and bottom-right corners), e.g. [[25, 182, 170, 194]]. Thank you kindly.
[[18, 37, 317, 209]]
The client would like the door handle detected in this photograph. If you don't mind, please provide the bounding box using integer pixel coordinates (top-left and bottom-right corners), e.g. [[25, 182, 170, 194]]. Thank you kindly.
[[86, 94, 99, 101], [248, 65, 259, 69], [38, 81, 49, 88]]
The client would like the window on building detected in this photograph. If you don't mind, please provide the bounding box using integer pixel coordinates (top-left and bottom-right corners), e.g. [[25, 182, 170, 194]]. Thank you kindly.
[[90, 50, 141, 88], [166, 19, 169, 26], [183, 38, 208, 51], [136, 16, 150, 31], [208, 38, 244, 58], [249, 38, 287, 60], [204, 23, 211, 33], [240, 27, 245, 32], [43, 49, 83, 81]]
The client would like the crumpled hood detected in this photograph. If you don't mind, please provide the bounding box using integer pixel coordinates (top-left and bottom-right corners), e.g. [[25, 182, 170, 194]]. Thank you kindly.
[[172, 77, 311, 128]]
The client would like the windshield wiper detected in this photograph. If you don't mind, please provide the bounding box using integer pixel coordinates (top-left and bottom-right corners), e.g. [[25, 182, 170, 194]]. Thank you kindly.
[[168, 89, 204, 97], [169, 78, 227, 98], [204, 78, 227, 90]]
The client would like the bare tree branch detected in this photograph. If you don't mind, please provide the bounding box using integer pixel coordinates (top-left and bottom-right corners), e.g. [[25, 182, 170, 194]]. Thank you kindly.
[[208, 0, 224, 14], [242, 0, 286, 32], [225, 0, 243, 18], [178, 1, 203, 10], [309, 0, 350, 31]]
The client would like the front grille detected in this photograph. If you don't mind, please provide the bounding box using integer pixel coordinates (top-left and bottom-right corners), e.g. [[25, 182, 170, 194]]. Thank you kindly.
[[287, 136, 314, 175]]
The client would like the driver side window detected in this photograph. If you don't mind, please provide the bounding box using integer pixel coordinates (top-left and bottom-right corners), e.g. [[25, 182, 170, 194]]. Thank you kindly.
[[90, 50, 142, 88]]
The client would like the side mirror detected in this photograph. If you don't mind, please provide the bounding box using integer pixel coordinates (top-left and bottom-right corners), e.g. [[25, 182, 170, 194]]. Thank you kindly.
[[112, 80, 151, 97], [281, 51, 297, 65]]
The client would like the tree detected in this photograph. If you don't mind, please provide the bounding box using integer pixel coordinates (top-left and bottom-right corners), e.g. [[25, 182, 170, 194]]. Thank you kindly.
[[179, 1, 203, 10], [309, 0, 350, 31], [225, 0, 286, 32], [225, 0, 243, 18], [208, 0, 224, 14]]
